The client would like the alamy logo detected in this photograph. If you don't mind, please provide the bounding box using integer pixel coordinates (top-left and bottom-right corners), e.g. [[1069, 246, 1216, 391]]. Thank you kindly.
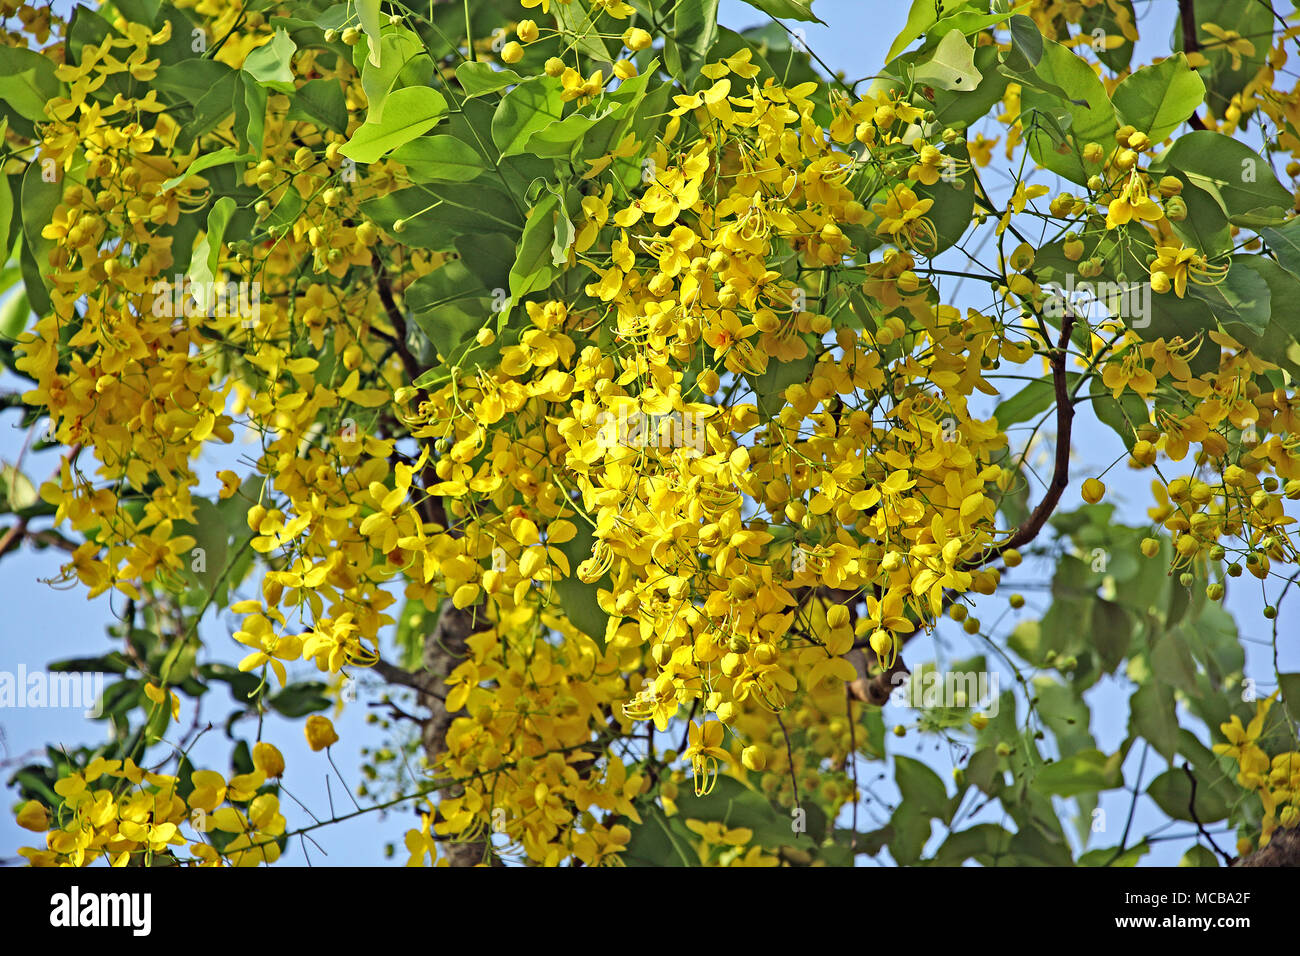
[[596, 407, 706, 453], [890, 670, 1000, 715], [1042, 273, 1150, 329], [151, 274, 261, 325], [50, 887, 152, 936], [0, 666, 103, 717]]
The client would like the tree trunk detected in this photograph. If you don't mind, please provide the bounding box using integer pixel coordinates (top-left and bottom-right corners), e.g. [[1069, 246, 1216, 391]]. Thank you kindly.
[[417, 600, 494, 867]]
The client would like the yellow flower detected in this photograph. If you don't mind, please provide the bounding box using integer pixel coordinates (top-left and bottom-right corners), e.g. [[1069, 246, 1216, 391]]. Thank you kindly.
[[1105, 172, 1164, 229], [683, 720, 729, 795], [252, 742, 285, 777], [16, 800, 49, 832], [1214, 692, 1278, 784], [305, 715, 339, 751], [404, 812, 440, 866], [872, 185, 935, 249], [144, 682, 180, 722], [1201, 23, 1256, 71]]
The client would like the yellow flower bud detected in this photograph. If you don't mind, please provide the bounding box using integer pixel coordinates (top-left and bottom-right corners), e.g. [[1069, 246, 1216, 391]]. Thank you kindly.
[[1081, 477, 1106, 504], [305, 715, 339, 752], [253, 742, 285, 777], [16, 799, 49, 832], [741, 745, 767, 772], [623, 27, 652, 51]]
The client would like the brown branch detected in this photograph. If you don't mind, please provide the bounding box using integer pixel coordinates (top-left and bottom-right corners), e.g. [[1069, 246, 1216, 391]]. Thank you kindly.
[[371, 656, 437, 696], [1178, 0, 1208, 130], [369, 252, 426, 389], [961, 311, 1076, 572], [1183, 763, 1234, 865], [0, 518, 29, 560]]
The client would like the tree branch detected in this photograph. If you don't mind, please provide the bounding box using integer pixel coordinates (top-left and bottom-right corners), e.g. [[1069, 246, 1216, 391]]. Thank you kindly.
[[1178, 0, 1208, 129], [962, 310, 1076, 571], [370, 252, 426, 388]]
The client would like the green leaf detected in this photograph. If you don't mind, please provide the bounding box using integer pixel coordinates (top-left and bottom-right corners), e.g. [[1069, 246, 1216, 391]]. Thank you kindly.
[[456, 61, 527, 97], [555, 0, 623, 64], [507, 192, 560, 307], [1187, 255, 1271, 338], [673, 776, 810, 849], [552, 515, 611, 651], [1260, 217, 1300, 278], [453, 232, 515, 291], [1279, 673, 1300, 719], [1179, 844, 1221, 867], [1079, 0, 1136, 73], [288, 78, 349, 133], [1129, 681, 1179, 762], [888, 800, 934, 864], [1167, 181, 1231, 258], [1156, 131, 1293, 223], [234, 73, 268, 154], [1018, 37, 1118, 185], [0, 47, 60, 127], [159, 148, 255, 194], [1112, 54, 1205, 143], [18, 231, 50, 318], [187, 197, 235, 312], [390, 135, 486, 183], [174, 69, 241, 153], [1150, 628, 1200, 697], [492, 77, 565, 158], [739, 0, 824, 22], [1078, 842, 1149, 866], [1092, 599, 1133, 674], [1147, 768, 1230, 823], [926, 45, 1007, 128], [0, 289, 30, 344], [341, 87, 449, 164], [674, 0, 721, 62], [154, 58, 232, 103], [360, 183, 519, 250], [887, 0, 944, 62], [267, 682, 332, 718], [357, 27, 426, 123], [994, 373, 1081, 430], [0, 461, 37, 510], [406, 258, 489, 356], [748, 346, 815, 421], [621, 804, 696, 866], [894, 754, 951, 821], [20, 157, 62, 313], [1089, 374, 1149, 452], [355, 0, 384, 68], [159, 638, 198, 685], [913, 29, 982, 92], [1033, 749, 1122, 798], [1007, 15, 1042, 66], [242, 27, 297, 92], [527, 104, 618, 159], [933, 823, 1014, 865]]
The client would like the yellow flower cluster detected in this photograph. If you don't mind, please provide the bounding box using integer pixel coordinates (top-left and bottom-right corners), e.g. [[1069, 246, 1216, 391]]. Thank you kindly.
[[1213, 694, 1300, 849], [17, 748, 287, 867]]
